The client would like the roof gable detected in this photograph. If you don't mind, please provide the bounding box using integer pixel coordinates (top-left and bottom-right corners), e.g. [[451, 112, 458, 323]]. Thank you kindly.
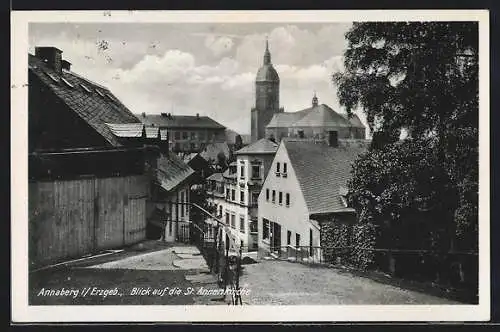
[[235, 138, 278, 155], [29, 54, 141, 147]]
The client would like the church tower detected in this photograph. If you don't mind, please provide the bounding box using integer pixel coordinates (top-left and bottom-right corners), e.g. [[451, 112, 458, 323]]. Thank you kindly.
[[251, 38, 282, 142]]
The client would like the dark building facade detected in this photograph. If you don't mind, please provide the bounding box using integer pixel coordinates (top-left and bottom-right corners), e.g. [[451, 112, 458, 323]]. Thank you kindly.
[[251, 39, 284, 143], [137, 113, 226, 153]]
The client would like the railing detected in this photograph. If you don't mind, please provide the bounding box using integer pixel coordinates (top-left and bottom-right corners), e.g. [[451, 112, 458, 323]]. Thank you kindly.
[[268, 245, 479, 295]]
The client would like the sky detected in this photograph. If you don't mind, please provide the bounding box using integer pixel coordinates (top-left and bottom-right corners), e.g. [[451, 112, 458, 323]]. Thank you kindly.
[[29, 22, 366, 135]]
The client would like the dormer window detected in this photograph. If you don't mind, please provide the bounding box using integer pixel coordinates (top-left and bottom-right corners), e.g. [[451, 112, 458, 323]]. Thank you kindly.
[[45, 72, 59, 83], [61, 77, 74, 88], [80, 83, 91, 93], [95, 89, 105, 97]]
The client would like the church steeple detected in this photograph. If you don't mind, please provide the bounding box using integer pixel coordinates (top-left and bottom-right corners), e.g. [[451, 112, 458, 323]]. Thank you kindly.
[[263, 36, 271, 65]]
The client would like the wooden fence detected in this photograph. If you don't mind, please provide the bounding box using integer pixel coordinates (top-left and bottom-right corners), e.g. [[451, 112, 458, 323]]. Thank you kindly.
[[29, 175, 148, 268]]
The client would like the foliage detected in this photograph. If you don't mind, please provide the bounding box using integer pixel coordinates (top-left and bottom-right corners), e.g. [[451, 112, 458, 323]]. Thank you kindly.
[[334, 22, 479, 273]]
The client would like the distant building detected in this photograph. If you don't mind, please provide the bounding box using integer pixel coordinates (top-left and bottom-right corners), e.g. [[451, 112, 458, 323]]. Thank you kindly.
[[257, 135, 370, 260], [250, 39, 284, 143], [206, 138, 279, 251], [136, 112, 227, 153], [265, 93, 366, 142]]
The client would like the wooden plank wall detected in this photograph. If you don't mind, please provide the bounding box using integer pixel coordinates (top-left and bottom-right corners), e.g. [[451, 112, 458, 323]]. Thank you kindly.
[[29, 175, 148, 267]]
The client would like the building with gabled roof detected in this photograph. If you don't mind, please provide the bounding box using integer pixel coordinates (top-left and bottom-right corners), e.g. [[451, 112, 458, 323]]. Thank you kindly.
[[28, 47, 197, 267], [136, 112, 227, 153], [206, 138, 279, 252], [257, 135, 370, 260]]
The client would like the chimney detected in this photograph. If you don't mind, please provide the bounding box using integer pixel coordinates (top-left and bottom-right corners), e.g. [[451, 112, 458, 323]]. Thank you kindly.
[[328, 131, 338, 147], [196, 113, 200, 119], [35, 47, 63, 74], [61, 59, 71, 71], [141, 112, 146, 118]]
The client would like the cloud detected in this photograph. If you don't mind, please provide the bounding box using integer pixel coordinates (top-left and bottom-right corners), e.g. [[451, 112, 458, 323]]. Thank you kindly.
[[204, 35, 234, 56], [28, 23, 354, 135]]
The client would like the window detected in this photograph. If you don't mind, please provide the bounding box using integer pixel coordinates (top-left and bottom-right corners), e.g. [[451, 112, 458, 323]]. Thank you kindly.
[[263, 219, 270, 240], [240, 216, 245, 233], [278, 191, 283, 205], [298, 130, 304, 138], [95, 89, 105, 97], [250, 220, 258, 233], [226, 188, 230, 198], [174, 131, 181, 140], [286, 193, 290, 207], [296, 233, 301, 247], [251, 165, 261, 179], [240, 165, 245, 179], [218, 205, 222, 217], [190, 143, 195, 151], [180, 192, 185, 217], [266, 189, 270, 201], [283, 163, 288, 177], [61, 77, 74, 88], [80, 83, 91, 93], [225, 212, 230, 225], [240, 191, 245, 204], [251, 192, 259, 206], [231, 214, 236, 228], [174, 142, 180, 152], [46, 72, 59, 82], [182, 131, 188, 140], [199, 131, 206, 141], [231, 189, 235, 201], [272, 190, 276, 203], [287, 231, 292, 245], [191, 132, 196, 140], [276, 162, 281, 176]]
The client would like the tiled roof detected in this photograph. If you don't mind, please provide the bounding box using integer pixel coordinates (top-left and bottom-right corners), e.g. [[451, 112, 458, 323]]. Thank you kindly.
[[155, 152, 195, 193], [341, 113, 365, 129], [291, 104, 351, 128], [235, 138, 278, 155], [206, 172, 223, 182], [283, 139, 370, 215], [29, 54, 141, 147], [136, 113, 226, 130], [266, 109, 309, 128], [200, 142, 230, 162], [266, 104, 366, 130]]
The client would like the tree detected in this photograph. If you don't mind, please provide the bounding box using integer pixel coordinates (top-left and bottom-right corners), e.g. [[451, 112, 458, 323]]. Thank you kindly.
[[334, 22, 479, 281]]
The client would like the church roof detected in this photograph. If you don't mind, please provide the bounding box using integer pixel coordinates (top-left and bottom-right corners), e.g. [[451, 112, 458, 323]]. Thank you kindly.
[[266, 109, 310, 128], [291, 104, 352, 128], [234, 138, 278, 155], [266, 103, 366, 130], [256, 64, 280, 82]]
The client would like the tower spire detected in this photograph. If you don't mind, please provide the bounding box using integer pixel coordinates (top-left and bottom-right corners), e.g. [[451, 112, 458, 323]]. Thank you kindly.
[[312, 90, 319, 107], [263, 36, 271, 65]]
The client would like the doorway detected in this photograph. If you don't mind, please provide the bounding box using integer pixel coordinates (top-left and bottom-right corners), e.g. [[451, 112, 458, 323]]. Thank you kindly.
[[270, 221, 281, 254]]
